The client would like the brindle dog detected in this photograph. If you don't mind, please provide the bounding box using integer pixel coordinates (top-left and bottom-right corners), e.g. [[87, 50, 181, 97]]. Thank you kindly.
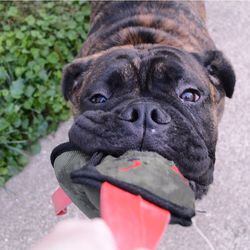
[[61, 1, 236, 198]]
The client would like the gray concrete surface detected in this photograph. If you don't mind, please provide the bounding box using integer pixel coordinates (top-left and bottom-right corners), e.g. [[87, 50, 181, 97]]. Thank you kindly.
[[1, 2, 250, 250]]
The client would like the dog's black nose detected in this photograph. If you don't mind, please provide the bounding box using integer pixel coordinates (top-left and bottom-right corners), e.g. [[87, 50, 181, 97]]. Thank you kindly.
[[119, 102, 171, 127]]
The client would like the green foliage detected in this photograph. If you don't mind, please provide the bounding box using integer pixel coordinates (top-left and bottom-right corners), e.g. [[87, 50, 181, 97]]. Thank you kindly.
[[0, 1, 90, 185]]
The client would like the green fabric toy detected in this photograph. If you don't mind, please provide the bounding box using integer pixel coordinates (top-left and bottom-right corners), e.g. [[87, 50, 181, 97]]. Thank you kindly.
[[51, 142, 195, 226]]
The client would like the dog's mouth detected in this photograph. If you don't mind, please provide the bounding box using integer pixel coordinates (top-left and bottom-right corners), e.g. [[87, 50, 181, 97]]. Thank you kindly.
[[71, 143, 211, 199], [69, 112, 214, 199]]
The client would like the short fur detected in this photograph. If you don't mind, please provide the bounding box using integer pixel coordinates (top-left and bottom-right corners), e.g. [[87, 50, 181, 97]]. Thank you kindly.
[[61, 1, 236, 198]]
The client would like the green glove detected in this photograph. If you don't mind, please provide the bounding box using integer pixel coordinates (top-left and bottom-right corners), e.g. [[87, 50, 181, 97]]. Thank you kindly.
[[51, 142, 195, 226]]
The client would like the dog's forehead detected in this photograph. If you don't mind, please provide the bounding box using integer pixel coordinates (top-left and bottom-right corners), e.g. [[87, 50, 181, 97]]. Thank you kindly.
[[94, 46, 202, 81], [99, 45, 188, 61], [97, 46, 200, 74], [81, 45, 209, 92]]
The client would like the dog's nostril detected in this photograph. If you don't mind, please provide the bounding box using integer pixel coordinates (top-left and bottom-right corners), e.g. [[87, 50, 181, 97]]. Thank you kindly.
[[150, 108, 171, 124], [151, 109, 158, 123], [130, 108, 139, 122], [119, 107, 139, 122]]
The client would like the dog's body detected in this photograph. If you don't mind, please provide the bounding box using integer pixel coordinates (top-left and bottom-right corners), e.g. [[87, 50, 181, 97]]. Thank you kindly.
[[62, 1, 235, 198], [81, 1, 214, 56]]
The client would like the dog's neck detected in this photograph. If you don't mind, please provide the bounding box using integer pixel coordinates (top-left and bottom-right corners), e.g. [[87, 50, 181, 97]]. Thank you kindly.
[[79, 1, 216, 57]]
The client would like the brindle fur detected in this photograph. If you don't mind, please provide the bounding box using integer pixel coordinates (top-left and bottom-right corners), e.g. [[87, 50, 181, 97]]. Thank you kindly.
[[81, 1, 214, 56]]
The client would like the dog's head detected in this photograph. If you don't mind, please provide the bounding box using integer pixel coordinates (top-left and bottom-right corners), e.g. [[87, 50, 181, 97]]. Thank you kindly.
[[61, 45, 235, 198]]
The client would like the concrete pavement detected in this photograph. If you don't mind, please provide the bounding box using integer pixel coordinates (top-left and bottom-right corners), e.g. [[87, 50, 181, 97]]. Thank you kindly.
[[0, 2, 250, 250]]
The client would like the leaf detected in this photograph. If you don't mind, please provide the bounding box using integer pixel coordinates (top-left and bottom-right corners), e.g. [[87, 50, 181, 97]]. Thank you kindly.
[[25, 85, 35, 97], [13, 118, 22, 128], [0, 177, 5, 187], [45, 2, 54, 9], [47, 52, 59, 64], [15, 67, 25, 77], [84, 23, 90, 31], [25, 15, 35, 25], [30, 142, 41, 155], [21, 118, 29, 129], [46, 88, 55, 97], [10, 78, 25, 98], [38, 69, 48, 81], [18, 155, 29, 166], [3, 25, 11, 32], [68, 20, 77, 29], [0, 166, 8, 175], [0, 1, 90, 184], [81, 31, 87, 40], [1, 89, 9, 97], [31, 30, 41, 38], [0, 118, 9, 131], [25, 70, 33, 79], [52, 103, 63, 113], [6, 103, 15, 113], [37, 120, 48, 136], [0, 67, 8, 80], [31, 48, 39, 58], [7, 165, 20, 176], [16, 31, 25, 39], [19, 55, 28, 66], [82, 6, 91, 16], [59, 111, 70, 121], [67, 30, 77, 41], [7, 6, 18, 17], [56, 31, 64, 39]]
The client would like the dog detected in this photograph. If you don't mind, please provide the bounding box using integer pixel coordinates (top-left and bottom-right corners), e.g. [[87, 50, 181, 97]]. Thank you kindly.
[[61, 1, 236, 199]]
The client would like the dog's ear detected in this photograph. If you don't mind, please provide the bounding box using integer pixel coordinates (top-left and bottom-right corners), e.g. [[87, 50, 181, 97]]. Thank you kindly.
[[193, 50, 236, 98], [61, 59, 92, 101]]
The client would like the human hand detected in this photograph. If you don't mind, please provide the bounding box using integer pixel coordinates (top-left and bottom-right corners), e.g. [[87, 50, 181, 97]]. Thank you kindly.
[[32, 218, 117, 250]]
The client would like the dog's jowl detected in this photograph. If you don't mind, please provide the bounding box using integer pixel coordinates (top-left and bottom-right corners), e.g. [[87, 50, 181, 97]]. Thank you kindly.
[[61, 1, 236, 198]]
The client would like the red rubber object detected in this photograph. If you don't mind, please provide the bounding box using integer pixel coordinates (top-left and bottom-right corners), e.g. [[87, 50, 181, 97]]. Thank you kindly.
[[52, 187, 72, 216], [101, 182, 171, 250]]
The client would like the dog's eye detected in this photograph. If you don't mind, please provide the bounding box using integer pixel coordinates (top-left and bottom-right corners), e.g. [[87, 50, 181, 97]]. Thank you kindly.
[[180, 89, 200, 102], [90, 94, 107, 104]]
